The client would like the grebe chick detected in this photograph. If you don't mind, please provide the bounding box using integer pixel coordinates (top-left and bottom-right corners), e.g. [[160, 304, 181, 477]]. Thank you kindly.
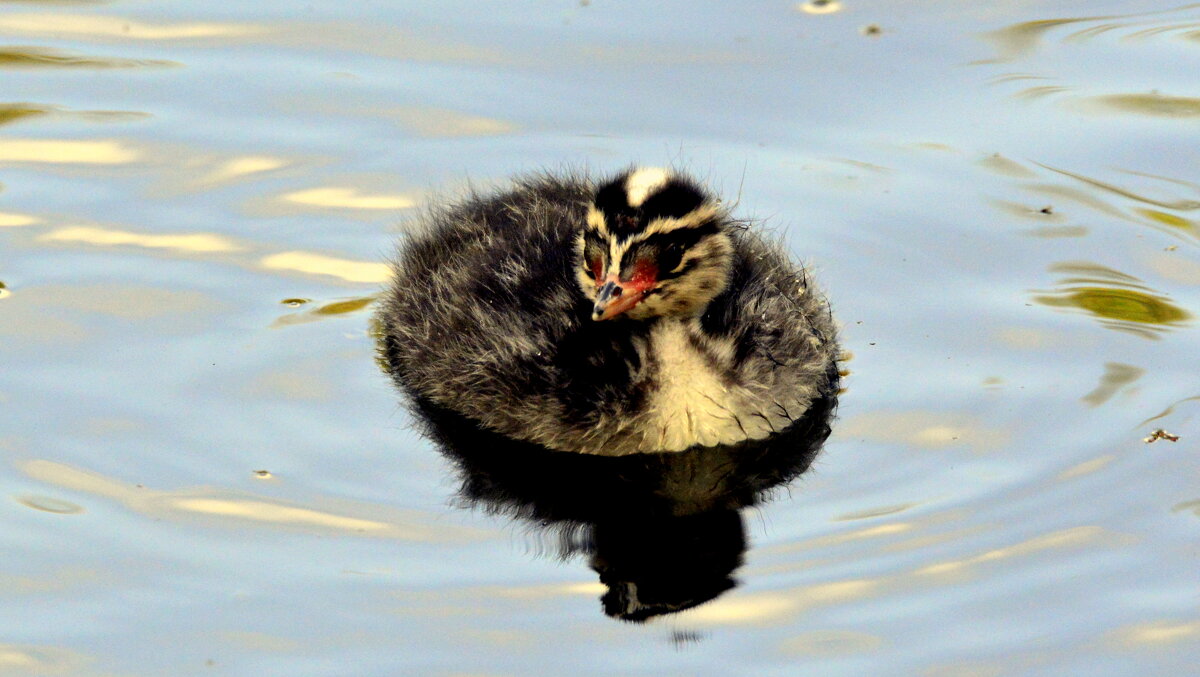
[[378, 167, 838, 456]]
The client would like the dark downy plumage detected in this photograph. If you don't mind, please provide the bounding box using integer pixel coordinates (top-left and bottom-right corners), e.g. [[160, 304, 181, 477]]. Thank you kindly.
[[378, 168, 838, 456]]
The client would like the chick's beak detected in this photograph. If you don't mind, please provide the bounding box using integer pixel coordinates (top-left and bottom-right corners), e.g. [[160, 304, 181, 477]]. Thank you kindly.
[[592, 276, 647, 321]]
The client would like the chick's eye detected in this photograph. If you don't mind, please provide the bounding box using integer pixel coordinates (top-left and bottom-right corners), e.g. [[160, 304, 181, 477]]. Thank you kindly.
[[588, 257, 603, 283], [659, 243, 686, 272]]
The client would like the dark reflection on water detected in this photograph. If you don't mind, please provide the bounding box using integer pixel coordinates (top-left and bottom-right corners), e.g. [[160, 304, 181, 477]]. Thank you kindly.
[[400, 379, 838, 623]]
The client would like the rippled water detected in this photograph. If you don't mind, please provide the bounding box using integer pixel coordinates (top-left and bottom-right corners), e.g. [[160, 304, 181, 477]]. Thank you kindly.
[[2, 1, 1198, 675]]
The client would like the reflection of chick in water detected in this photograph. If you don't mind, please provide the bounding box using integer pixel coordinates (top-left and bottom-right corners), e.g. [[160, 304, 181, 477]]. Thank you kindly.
[[404, 381, 838, 622]]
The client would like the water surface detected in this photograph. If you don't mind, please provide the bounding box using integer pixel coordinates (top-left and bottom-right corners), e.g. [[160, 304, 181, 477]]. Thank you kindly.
[[1, 1, 1198, 675]]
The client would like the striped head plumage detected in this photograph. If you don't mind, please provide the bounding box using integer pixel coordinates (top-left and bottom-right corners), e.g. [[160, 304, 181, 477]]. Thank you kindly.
[[576, 168, 734, 321]]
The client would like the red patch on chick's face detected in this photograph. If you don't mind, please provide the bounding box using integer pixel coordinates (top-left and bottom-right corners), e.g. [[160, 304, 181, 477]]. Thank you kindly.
[[590, 257, 603, 285], [627, 259, 658, 291], [592, 258, 660, 321]]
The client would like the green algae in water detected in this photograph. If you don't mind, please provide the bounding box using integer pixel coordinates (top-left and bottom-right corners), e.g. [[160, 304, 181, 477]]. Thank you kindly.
[[271, 295, 377, 328], [1034, 261, 1191, 338], [1136, 208, 1197, 238], [313, 296, 375, 316], [1035, 286, 1190, 324]]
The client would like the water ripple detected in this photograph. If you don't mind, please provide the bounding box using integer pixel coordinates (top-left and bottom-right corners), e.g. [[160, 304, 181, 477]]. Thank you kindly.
[[0, 45, 175, 68]]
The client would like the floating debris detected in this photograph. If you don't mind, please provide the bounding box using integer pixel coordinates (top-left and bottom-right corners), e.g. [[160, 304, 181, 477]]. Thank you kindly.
[[1143, 429, 1180, 443], [1040, 205, 1054, 215], [252, 469, 273, 479], [861, 24, 883, 36], [272, 295, 377, 328]]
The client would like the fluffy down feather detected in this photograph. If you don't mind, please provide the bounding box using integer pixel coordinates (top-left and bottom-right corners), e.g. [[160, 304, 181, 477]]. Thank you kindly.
[[377, 171, 838, 456]]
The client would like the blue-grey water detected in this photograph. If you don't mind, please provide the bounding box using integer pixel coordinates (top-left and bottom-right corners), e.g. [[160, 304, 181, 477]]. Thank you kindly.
[[1, 1, 1198, 675]]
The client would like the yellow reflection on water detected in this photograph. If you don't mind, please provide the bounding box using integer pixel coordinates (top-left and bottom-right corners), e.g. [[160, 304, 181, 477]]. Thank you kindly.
[[244, 368, 331, 401], [797, 0, 842, 16], [202, 155, 289, 184], [38, 225, 243, 253], [779, 630, 884, 657], [0, 138, 140, 164], [0, 13, 266, 40], [1109, 620, 1200, 647], [0, 212, 38, 227], [487, 581, 606, 599], [915, 526, 1126, 579], [978, 153, 1037, 178], [19, 460, 484, 542], [172, 497, 393, 532], [834, 502, 919, 521], [0, 284, 221, 343], [1033, 261, 1191, 338], [679, 579, 878, 627], [681, 593, 798, 625], [35, 283, 217, 319], [261, 251, 391, 283], [0, 643, 89, 674], [0, 566, 102, 595], [215, 631, 301, 653], [281, 186, 416, 210], [1057, 455, 1116, 480], [993, 326, 1072, 350], [767, 523, 915, 557], [390, 106, 516, 138], [836, 410, 1009, 452]]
